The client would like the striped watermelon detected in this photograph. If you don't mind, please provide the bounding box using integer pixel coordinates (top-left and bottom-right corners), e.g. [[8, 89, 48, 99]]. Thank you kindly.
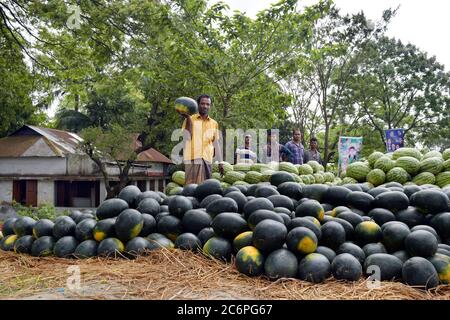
[[342, 177, 358, 184], [308, 161, 324, 173], [279, 162, 298, 174], [443, 159, 450, 171], [223, 171, 246, 184], [422, 150, 443, 160], [220, 182, 231, 189], [419, 157, 444, 175], [233, 163, 252, 172], [443, 149, 450, 161], [213, 162, 234, 174], [168, 186, 183, 195], [165, 182, 181, 195], [412, 172, 436, 185], [298, 164, 314, 175], [233, 180, 249, 186], [367, 169, 386, 186], [291, 174, 303, 184], [396, 156, 421, 176], [392, 148, 422, 160], [245, 171, 262, 184], [212, 172, 222, 181], [374, 157, 396, 173], [346, 162, 371, 182], [313, 173, 325, 184], [386, 167, 410, 184], [260, 170, 275, 182], [436, 172, 450, 188], [368, 152, 385, 168], [323, 172, 335, 183], [250, 163, 271, 172], [172, 171, 185, 186]]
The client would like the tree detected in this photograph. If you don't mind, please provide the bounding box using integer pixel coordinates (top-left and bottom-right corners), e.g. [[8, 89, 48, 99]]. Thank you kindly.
[[281, 6, 395, 167], [346, 37, 450, 150]]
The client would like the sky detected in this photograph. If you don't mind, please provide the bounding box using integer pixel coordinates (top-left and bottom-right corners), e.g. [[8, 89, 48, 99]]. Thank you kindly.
[[221, 0, 450, 71]]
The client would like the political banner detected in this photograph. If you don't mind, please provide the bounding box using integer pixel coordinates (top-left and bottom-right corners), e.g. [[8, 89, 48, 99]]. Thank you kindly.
[[338, 136, 363, 177], [385, 129, 405, 152]]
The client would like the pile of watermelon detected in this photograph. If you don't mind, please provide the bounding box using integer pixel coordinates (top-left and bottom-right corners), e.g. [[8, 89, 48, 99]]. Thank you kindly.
[[1, 177, 449, 290], [166, 160, 339, 195], [344, 148, 450, 188]]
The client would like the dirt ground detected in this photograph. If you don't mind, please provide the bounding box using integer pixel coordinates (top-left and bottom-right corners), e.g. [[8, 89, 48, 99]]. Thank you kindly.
[[0, 249, 448, 300]]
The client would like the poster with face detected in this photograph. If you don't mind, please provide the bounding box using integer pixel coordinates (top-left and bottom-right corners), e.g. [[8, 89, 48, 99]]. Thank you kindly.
[[385, 129, 405, 152], [338, 136, 363, 177]]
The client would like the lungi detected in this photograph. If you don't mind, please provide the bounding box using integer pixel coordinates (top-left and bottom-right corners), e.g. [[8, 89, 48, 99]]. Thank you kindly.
[[184, 159, 212, 185]]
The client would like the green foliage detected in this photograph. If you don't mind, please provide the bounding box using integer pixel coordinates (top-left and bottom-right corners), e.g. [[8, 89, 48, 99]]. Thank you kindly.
[[12, 201, 67, 221]]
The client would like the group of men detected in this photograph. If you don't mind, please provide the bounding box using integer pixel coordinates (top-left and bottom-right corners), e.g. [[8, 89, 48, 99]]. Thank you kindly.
[[177, 94, 323, 185]]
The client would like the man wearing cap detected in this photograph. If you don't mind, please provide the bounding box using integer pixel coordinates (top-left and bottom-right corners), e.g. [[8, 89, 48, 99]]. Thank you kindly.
[[178, 94, 224, 184]]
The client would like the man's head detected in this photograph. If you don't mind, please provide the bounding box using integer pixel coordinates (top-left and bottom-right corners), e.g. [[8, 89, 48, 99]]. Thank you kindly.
[[292, 129, 301, 142], [310, 137, 318, 150], [197, 94, 212, 116], [349, 146, 356, 156], [245, 134, 251, 146]]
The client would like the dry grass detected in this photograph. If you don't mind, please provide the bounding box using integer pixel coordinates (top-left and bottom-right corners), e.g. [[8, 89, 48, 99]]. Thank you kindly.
[[0, 249, 448, 300]]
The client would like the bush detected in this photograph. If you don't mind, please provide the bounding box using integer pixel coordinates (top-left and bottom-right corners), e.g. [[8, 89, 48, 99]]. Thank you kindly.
[[12, 201, 67, 221]]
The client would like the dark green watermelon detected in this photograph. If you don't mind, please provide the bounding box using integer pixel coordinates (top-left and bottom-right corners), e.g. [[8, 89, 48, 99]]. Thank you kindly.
[[346, 191, 374, 212], [195, 179, 222, 201], [264, 248, 298, 280], [97, 238, 125, 257], [53, 216, 76, 239], [298, 253, 331, 283], [316, 246, 336, 263], [75, 218, 97, 242], [224, 191, 248, 213], [96, 198, 129, 220], [118, 185, 141, 208], [202, 236, 232, 261], [373, 191, 409, 213], [181, 209, 212, 235], [320, 221, 346, 250], [404, 230, 438, 257], [277, 182, 303, 200], [286, 227, 318, 256], [211, 212, 248, 240], [243, 198, 274, 220], [206, 198, 239, 218], [331, 253, 362, 281], [174, 233, 202, 251], [235, 246, 265, 277], [32, 219, 54, 238], [13, 217, 36, 237], [410, 189, 449, 214], [252, 220, 287, 253], [199, 194, 223, 209], [336, 242, 365, 265], [74, 240, 98, 258], [248, 210, 284, 230], [197, 227, 215, 246], [402, 257, 439, 289], [139, 214, 157, 237], [137, 198, 161, 217], [2, 218, 17, 236], [125, 237, 151, 257], [31, 236, 55, 257], [382, 222, 410, 253], [168, 196, 193, 218], [14, 235, 34, 254], [93, 218, 116, 242], [157, 215, 183, 241], [54, 236, 79, 258], [364, 253, 403, 281], [114, 209, 144, 242]]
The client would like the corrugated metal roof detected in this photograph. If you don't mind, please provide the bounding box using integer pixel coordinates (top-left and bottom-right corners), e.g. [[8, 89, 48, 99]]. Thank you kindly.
[[0, 125, 173, 164]]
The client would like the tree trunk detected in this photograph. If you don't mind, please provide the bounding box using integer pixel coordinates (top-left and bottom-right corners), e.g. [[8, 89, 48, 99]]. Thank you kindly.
[[323, 123, 330, 170]]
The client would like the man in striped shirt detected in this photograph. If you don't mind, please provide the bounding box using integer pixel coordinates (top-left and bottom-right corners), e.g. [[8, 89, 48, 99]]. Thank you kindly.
[[284, 129, 305, 165]]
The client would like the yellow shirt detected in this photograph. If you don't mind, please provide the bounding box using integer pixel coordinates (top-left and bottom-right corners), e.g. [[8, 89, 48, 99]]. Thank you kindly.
[[182, 114, 220, 163]]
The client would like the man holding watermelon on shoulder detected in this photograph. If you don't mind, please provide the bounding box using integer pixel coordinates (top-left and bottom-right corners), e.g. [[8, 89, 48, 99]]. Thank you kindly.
[[177, 94, 224, 184]]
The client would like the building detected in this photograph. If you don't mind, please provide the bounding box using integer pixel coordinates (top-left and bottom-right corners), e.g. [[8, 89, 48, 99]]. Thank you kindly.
[[0, 125, 173, 208]]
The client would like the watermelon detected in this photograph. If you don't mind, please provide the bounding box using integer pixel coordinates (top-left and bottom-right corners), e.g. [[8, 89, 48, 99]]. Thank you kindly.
[[342, 177, 358, 184], [250, 163, 271, 173], [364, 253, 403, 281], [392, 148, 422, 160], [412, 172, 436, 185], [443, 149, 450, 161], [96, 198, 129, 220], [233, 231, 254, 252], [54, 236, 79, 258], [345, 162, 371, 182], [114, 209, 144, 242], [270, 171, 295, 187], [436, 172, 450, 188], [255, 185, 279, 198], [175, 96, 198, 115], [252, 220, 287, 253], [13, 217, 36, 237], [118, 185, 141, 207], [1, 234, 18, 251], [93, 218, 116, 242], [410, 189, 449, 214], [14, 235, 34, 254], [213, 161, 233, 174], [422, 150, 443, 160], [336, 242, 366, 265], [211, 212, 248, 239], [331, 253, 362, 281], [195, 179, 223, 201], [32, 219, 54, 238], [295, 200, 324, 222], [197, 227, 215, 246], [402, 257, 439, 289], [244, 171, 262, 184], [174, 233, 202, 251], [366, 169, 386, 187], [223, 171, 246, 184], [308, 161, 324, 173], [374, 157, 396, 173], [171, 171, 186, 186], [298, 164, 314, 175], [355, 221, 382, 245], [157, 215, 183, 241], [443, 159, 450, 171], [405, 230, 438, 257], [363, 242, 387, 256], [395, 157, 420, 176], [368, 152, 385, 168], [97, 238, 125, 257], [286, 227, 318, 255], [419, 157, 444, 175], [288, 217, 322, 240], [235, 246, 265, 276], [264, 248, 298, 280], [243, 198, 274, 220], [30, 236, 55, 256], [233, 163, 252, 172], [320, 221, 346, 250], [202, 237, 232, 261], [168, 196, 193, 218], [75, 218, 97, 242], [53, 216, 76, 239], [386, 167, 410, 184], [74, 240, 98, 258], [298, 253, 331, 283], [428, 254, 450, 284]]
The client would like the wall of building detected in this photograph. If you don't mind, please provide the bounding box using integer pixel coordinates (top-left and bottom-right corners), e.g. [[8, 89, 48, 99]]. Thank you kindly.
[[37, 180, 54, 205], [67, 154, 99, 175], [0, 180, 13, 203], [0, 158, 66, 175]]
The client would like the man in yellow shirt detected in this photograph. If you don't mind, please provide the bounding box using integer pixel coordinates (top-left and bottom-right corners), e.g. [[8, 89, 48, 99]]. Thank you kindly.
[[178, 94, 224, 184]]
